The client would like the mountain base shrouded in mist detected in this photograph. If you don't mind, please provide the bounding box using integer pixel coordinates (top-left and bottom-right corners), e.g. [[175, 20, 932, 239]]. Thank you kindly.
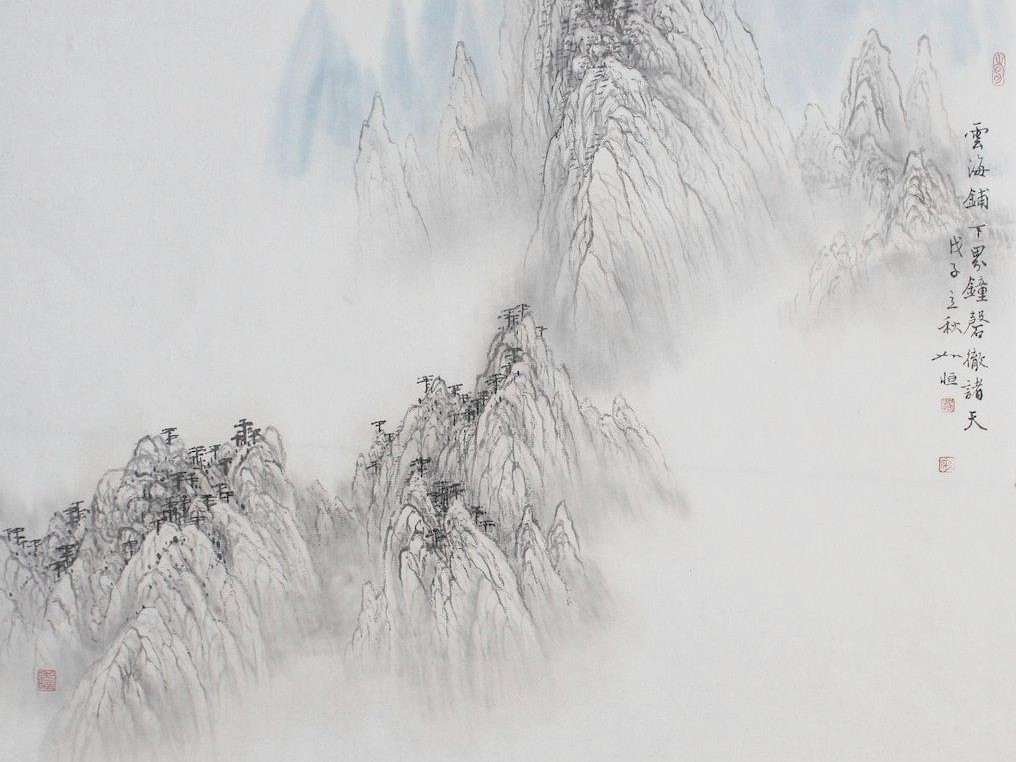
[[349, 0, 812, 380], [3, 0, 1012, 760], [786, 31, 1015, 321], [0, 306, 679, 761]]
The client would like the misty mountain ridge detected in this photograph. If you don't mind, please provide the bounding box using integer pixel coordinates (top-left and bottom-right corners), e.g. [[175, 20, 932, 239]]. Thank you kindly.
[[1, 307, 677, 760]]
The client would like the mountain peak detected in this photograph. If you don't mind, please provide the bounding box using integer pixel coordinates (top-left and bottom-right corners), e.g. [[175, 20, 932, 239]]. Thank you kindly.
[[354, 91, 432, 261], [446, 41, 485, 118], [517, 0, 802, 374], [905, 34, 954, 168], [838, 27, 908, 154], [452, 40, 470, 77], [365, 93, 388, 133]]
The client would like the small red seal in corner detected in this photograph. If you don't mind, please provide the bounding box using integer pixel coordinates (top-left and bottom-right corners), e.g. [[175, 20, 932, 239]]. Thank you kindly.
[[940, 397, 956, 413], [993, 52, 1006, 86], [36, 668, 56, 692], [938, 457, 955, 474]]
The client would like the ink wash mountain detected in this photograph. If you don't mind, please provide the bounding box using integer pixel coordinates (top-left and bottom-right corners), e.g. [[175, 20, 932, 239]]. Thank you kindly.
[[348, 311, 675, 695], [0, 427, 327, 761], [796, 104, 851, 195], [437, 42, 519, 226], [354, 94, 432, 263], [1, 309, 679, 759], [505, 0, 805, 371], [838, 29, 909, 158], [357, 39, 520, 252], [347, 0, 811, 371], [789, 31, 966, 319]]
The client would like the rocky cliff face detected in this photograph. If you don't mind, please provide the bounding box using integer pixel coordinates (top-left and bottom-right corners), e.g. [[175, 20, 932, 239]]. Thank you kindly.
[[837, 29, 909, 158], [1, 427, 328, 761], [797, 104, 851, 195], [1, 311, 678, 758], [349, 0, 811, 373], [905, 36, 958, 173], [347, 311, 675, 693], [509, 0, 803, 370], [790, 30, 965, 318], [0, 537, 48, 668], [437, 42, 520, 227], [354, 95, 432, 262]]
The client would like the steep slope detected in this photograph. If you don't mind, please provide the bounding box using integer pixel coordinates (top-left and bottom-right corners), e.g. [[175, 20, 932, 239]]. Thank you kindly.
[[796, 104, 851, 195], [806, 29, 956, 210], [838, 29, 908, 157], [402, 134, 439, 228], [52, 524, 266, 762], [348, 309, 677, 691], [0, 427, 324, 761], [0, 535, 49, 669], [875, 150, 957, 242], [789, 31, 965, 318], [3, 313, 682, 757], [437, 42, 509, 223], [512, 0, 803, 370], [354, 95, 432, 262], [791, 149, 961, 320], [905, 35, 958, 173]]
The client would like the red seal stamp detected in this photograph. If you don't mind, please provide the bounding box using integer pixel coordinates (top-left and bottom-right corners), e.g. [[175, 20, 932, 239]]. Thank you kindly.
[[36, 668, 56, 692], [940, 397, 955, 413], [938, 457, 954, 474], [993, 52, 1006, 86]]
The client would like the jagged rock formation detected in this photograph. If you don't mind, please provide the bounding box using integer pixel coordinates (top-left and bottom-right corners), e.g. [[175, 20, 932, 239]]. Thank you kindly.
[[294, 480, 367, 639], [346, 0, 813, 370], [295, 480, 355, 568], [847, 133, 904, 213], [52, 524, 266, 762], [502, 0, 798, 194], [1, 311, 679, 759], [402, 134, 439, 228], [790, 30, 965, 318], [875, 151, 956, 242], [0, 427, 326, 761], [838, 29, 909, 157], [799, 31, 959, 208], [905, 35, 959, 173], [363, 39, 519, 246], [354, 95, 432, 261], [437, 42, 516, 224], [508, 0, 803, 370], [0, 537, 48, 668], [791, 155, 960, 319], [797, 104, 851, 195], [348, 312, 674, 691]]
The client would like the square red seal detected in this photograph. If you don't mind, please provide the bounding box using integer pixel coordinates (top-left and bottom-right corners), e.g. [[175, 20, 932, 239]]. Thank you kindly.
[[938, 456, 955, 474], [36, 668, 56, 692], [940, 397, 956, 413]]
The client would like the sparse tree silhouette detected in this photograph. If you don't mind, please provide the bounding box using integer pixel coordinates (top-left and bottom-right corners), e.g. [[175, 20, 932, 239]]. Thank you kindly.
[[232, 418, 254, 447]]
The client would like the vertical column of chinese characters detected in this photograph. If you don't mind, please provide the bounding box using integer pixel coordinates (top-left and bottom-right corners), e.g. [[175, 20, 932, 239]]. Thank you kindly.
[[934, 122, 992, 473], [959, 123, 991, 434]]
